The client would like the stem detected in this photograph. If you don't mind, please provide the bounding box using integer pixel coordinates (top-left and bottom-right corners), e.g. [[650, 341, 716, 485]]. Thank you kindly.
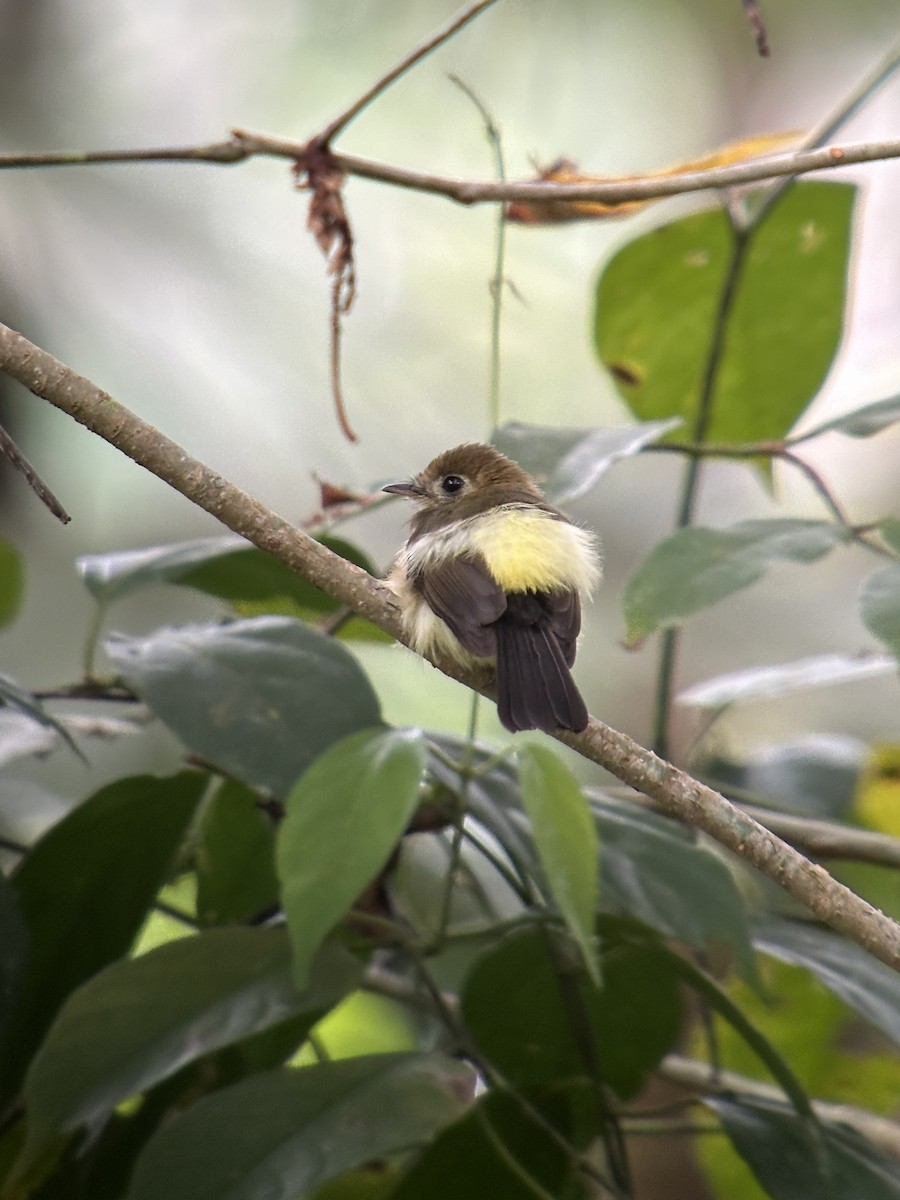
[[82, 602, 108, 680], [474, 1107, 560, 1200], [317, 0, 502, 145], [652, 224, 750, 758], [448, 74, 508, 430], [749, 42, 900, 229], [435, 694, 481, 946]]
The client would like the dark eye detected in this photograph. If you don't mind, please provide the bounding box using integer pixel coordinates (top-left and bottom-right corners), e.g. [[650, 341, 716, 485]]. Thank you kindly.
[[441, 475, 465, 494]]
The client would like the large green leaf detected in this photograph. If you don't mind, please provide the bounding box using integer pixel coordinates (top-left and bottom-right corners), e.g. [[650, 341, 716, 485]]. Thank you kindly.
[[860, 563, 900, 659], [18, 929, 359, 1173], [277, 728, 425, 985], [0, 873, 26, 1051], [492, 419, 679, 505], [707, 1094, 900, 1200], [753, 916, 900, 1048], [624, 519, 849, 643], [591, 792, 756, 982], [106, 617, 382, 797], [595, 182, 856, 444], [128, 1054, 473, 1200], [678, 652, 896, 709], [0, 772, 205, 1104], [390, 1088, 574, 1200], [77, 534, 375, 611], [516, 745, 600, 983], [703, 737, 862, 820], [195, 780, 279, 925], [462, 927, 682, 1100], [0, 539, 23, 629]]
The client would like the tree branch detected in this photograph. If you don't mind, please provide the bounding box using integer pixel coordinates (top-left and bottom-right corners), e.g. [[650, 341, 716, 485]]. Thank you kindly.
[[2, 320, 899, 973], [317, 0, 502, 144], [659, 1054, 900, 1159], [2, 128, 899, 208]]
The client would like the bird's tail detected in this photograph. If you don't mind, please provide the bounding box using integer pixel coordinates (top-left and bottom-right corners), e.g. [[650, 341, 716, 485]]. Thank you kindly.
[[495, 621, 589, 734]]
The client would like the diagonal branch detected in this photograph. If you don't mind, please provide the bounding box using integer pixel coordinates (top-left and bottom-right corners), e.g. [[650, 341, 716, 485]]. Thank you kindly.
[[2, 321, 899, 974], [317, 0, 503, 145]]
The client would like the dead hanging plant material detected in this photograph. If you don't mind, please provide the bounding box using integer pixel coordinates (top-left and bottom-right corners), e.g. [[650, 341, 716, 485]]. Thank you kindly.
[[294, 140, 358, 443], [506, 130, 799, 225], [741, 0, 770, 57]]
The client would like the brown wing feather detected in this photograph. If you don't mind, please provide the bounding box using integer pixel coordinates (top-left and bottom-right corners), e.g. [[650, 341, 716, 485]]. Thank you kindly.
[[541, 589, 582, 666], [414, 555, 506, 658]]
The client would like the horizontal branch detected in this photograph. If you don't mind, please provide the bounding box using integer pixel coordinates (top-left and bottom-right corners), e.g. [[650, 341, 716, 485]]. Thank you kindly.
[[2, 321, 900, 974], [630, 792, 900, 869], [2, 127, 899, 207], [660, 1054, 900, 1158]]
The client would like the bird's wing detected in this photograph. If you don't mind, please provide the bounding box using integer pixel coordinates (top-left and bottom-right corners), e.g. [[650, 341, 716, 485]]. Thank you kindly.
[[540, 589, 582, 667], [415, 555, 506, 657]]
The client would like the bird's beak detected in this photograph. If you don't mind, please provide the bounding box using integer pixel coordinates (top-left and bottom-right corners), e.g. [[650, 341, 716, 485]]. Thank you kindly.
[[382, 480, 425, 498]]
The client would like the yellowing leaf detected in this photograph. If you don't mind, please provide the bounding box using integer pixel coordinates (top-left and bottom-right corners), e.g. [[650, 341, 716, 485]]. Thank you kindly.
[[506, 131, 800, 225]]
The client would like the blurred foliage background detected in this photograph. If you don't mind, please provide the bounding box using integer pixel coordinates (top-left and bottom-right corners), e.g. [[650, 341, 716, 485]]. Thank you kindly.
[[3, 0, 900, 772]]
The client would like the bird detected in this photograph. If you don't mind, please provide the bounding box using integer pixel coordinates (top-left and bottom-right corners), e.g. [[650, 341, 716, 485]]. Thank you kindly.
[[383, 442, 600, 733]]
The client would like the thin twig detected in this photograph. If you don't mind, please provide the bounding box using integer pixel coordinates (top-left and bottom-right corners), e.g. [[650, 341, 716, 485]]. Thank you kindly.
[[659, 1054, 900, 1158], [0, 422, 70, 522], [317, 0, 503, 145], [3, 322, 900, 972], [5, 130, 900, 207], [448, 74, 508, 430], [748, 43, 900, 228], [652, 219, 750, 760]]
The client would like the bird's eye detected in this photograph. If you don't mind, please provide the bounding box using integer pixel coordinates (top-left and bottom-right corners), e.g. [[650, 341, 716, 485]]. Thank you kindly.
[[441, 474, 465, 494]]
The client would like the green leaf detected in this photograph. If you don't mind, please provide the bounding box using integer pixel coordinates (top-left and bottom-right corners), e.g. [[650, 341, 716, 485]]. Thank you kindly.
[[703, 737, 862, 820], [0, 873, 26, 1050], [492, 419, 680, 505], [196, 780, 279, 925], [390, 1089, 573, 1200], [516, 745, 600, 983], [707, 1094, 900, 1200], [595, 182, 856, 445], [860, 563, 900, 658], [753, 917, 900, 1048], [0, 710, 59, 767], [797, 394, 900, 441], [77, 535, 376, 610], [678, 652, 896, 709], [18, 929, 359, 1173], [624, 519, 848, 642], [0, 540, 24, 629], [106, 617, 382, 797], [0, 772, 205, 1104], [876, 519, 900, 556], [277, 728, 425, 985], [0, 670, 83, 760], [462, 927, 682, 1100], [128, 1053, 473, 1200], [178, 536, 378, 624], [591, 793, 757, 982]]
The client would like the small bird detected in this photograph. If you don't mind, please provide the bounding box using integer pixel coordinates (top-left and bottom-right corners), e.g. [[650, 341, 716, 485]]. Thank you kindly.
[[384, 442, 600, 734]]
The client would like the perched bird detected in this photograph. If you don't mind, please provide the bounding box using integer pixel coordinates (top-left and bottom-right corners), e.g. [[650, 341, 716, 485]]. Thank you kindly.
[[383, 442, 600, 733]]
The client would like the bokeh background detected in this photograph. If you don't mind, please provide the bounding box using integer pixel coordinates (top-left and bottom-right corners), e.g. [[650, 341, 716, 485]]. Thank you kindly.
[[2, 0, 900, 788]]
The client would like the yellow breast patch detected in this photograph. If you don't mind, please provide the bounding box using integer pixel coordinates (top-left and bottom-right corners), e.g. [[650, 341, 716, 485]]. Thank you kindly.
[[468, 509, 599, 594]]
